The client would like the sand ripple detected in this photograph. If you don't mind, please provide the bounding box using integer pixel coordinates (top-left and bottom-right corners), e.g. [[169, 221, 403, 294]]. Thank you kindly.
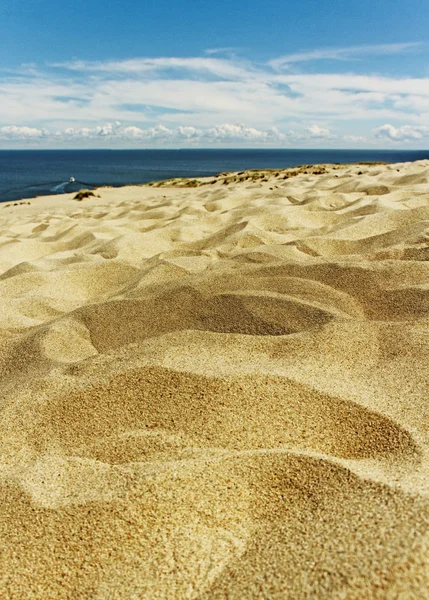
[[1, 160, 429, 598]]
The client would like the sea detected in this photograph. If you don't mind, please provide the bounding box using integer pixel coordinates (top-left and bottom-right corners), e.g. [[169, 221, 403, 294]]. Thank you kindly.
[[1, 148, 429, 203]]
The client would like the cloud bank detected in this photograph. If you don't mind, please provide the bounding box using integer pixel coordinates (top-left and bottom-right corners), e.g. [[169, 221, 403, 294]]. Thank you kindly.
[[1, 43, 429, 148], [374, 123, 429, 141], [0, 122, 285, 144]]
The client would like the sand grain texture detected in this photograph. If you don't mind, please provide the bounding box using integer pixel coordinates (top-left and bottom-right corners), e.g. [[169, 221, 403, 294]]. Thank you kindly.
[[1, 161, 429, 598]]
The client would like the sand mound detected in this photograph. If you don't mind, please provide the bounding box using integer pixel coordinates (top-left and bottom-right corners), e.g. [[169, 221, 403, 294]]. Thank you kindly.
[[1, 159, 429, 598]]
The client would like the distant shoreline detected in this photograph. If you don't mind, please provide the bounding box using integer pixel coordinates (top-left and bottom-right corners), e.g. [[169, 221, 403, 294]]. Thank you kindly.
[[2, 148, 429, 203], [1, 160, 390, 205], [2, 159, 428, 209]]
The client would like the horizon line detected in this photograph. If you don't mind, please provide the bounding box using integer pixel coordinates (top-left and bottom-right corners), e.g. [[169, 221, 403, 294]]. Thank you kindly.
[[1, 147, 429, 152]]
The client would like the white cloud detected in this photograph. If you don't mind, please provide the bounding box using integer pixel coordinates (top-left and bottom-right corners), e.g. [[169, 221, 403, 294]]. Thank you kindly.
[[0, 122, 285, 145], [62, 121, 122, 138], [176, 126, 201, 139], [121, 124, 173, 140], [0, 125, 45, 139], [2, 48, 429, 147], [121, 124, 176, 140], [343, 135, 367, 144], [270, 42, 423, 70], [206, 124, 285, 141], [123, 123, 286, 143], [305, 124, 331, 138], [374, 123, 429, 141], [204, 47, 241, 56], [2, 69, 425, 133], [53, 56, 254, 82], [98, 121, 122, 136]]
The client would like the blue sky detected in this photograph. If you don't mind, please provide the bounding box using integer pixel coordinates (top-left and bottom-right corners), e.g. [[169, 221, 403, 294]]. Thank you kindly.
[[1, 0, 429, 148]]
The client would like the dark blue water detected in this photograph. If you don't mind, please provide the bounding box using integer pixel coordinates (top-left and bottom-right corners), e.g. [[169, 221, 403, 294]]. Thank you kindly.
[[1, 149, 429, 203]]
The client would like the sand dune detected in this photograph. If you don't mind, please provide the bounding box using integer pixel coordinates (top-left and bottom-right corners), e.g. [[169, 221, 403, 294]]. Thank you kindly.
[[1, 160, 429, 598]]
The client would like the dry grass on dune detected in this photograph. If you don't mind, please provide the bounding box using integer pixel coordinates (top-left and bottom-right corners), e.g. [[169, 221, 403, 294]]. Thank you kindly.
[[1, 160, 429, 598]]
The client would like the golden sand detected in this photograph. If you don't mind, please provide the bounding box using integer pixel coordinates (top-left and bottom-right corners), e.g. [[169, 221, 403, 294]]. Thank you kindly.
[[1, 160, 429, 598]]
